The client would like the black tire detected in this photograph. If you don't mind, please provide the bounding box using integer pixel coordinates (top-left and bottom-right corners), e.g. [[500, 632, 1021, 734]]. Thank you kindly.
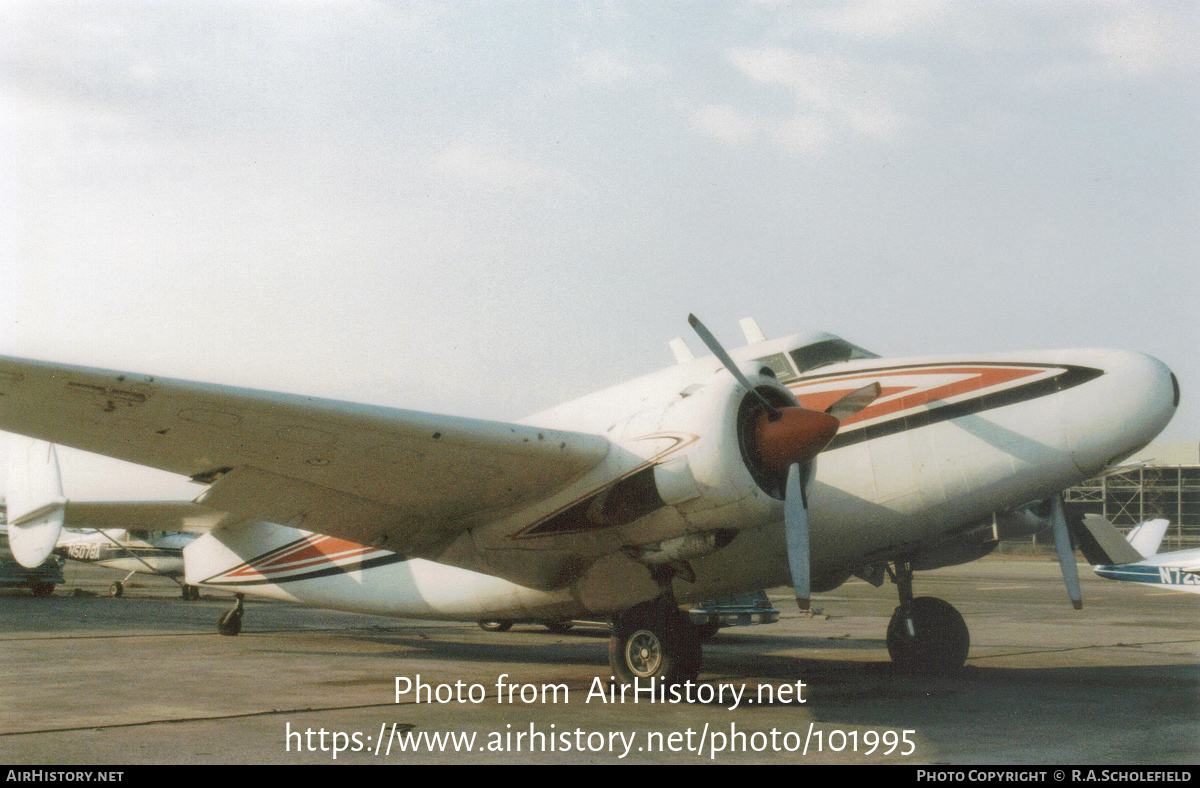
[[695, 622, 722, 642], [543, 621, 574, 634], [217, 610, 243, 637], [479, 620, 513, 632], [30, 581, 55, 598], [886, 596, 970, 674], [609, 600, 701, 686], [182, 585, 201, 601], [109, 582, 124, 599]]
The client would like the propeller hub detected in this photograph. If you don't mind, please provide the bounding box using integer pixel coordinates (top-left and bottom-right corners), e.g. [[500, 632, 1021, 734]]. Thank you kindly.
[[754, 407, 840, 472]]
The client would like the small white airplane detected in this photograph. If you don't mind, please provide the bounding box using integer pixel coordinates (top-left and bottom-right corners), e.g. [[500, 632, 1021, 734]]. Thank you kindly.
[[56, 528, 198, 599], [6, 440, 202, 598], [1075, 514, 1199, 595], [0, 315, 1179, 681]]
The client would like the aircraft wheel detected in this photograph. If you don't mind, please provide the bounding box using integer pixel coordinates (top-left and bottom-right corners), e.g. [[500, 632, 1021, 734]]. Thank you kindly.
[[609, 599, 701, 686], [109, 581, 124, 599], [182, 585, 201, 601], [30, 581, 55, 598], [478, 620, 512, 632], [695, 622, 722, 642], [543, 621, 573, 634], [217, 610, 243, 637], [886, 596, 970, 674]]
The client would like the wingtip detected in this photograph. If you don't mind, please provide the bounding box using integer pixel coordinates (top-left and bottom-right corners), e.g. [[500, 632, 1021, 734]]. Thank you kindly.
[[687, 313, 699, 327]]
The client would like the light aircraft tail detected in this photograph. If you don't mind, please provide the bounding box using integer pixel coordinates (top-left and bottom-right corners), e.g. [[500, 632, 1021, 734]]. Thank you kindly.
[[1072, 514, 1146, 566], [5, 436, 66, 567], [1125, 518, 1169, 558]]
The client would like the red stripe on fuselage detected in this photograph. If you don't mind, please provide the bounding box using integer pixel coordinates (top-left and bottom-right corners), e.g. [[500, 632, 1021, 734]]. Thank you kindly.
[[224, 535, 377, 580], [790, 366, 1045, 426]]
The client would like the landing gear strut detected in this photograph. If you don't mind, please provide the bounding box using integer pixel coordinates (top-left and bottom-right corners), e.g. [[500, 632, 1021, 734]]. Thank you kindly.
[[885, 561, 970, 674], [109, 570, 138, 599], [181, 584, 201, 601], [217, 594, 245, 636]]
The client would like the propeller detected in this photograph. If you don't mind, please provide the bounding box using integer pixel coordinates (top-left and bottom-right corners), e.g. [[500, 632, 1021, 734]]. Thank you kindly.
[[689, 314, 783, 421], [1049, 493, 1083, 610], [688, 315, 881, 610]]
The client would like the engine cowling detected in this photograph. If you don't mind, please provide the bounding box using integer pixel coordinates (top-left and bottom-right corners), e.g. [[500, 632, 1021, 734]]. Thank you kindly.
[[617, 365, 805, 534]]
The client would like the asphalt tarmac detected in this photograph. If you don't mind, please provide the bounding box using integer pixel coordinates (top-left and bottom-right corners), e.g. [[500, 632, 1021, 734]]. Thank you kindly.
[[1, 557, 1197, 765]]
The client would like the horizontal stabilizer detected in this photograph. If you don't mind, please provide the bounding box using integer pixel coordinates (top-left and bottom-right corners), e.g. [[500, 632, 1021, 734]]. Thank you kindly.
[[63, 501, 223, 534], [5, 436, 66, 567], [1074, 514, 1146, 566]]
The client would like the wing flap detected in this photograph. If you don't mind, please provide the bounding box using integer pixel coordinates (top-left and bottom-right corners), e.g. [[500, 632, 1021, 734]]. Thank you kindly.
[[194, 466, 409, 547]]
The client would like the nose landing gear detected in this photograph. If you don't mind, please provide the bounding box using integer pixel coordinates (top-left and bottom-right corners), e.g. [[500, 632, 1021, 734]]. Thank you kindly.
[[884, 561, 970, 674]]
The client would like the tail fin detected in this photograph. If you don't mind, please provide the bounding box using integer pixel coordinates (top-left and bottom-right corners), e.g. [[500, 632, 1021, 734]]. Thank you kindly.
[[1073, 514, 1146, 566], [1126, 519, 1170, 558], [5, 436, 66, 567]]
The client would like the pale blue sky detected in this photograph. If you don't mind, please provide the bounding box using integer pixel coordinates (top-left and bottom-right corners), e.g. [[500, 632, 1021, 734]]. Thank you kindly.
[[1, 0, 1197, 498]]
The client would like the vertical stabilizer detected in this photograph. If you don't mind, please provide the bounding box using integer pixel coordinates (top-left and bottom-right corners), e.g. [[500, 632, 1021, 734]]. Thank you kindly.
[[5, 436, 66, 567], [1126, 519, 1170, 558]]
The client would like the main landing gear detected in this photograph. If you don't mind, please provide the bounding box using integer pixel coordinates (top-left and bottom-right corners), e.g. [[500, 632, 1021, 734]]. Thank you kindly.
[[609, 596, 701, 686], [884, 561, 970, 674], [609, 565, 701, 686], [181, 584, 201, 601], [217, 594, 245, 636]]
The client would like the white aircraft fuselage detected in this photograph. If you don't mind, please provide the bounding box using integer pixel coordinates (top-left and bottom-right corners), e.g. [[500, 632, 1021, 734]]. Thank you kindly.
[[57, 529, 192, 578], [1094, 549, 1200, 595], [183, 339, 1178, 622]]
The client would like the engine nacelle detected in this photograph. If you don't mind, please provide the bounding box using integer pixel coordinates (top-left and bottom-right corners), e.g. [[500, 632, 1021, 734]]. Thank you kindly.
[[994, 501, 1056, 541], [617, 368, 800, 534]]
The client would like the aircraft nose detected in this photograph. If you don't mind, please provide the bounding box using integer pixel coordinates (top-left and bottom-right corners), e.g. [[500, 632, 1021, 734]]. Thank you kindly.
[[1062, 349, 1178, 478]]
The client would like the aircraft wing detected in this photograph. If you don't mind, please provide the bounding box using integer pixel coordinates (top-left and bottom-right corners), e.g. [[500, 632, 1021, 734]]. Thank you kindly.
[[0, 356, 611, 555]]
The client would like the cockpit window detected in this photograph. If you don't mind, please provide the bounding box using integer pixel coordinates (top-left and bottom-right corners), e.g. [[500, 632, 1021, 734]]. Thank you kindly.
[[789, 339, 879, 374], [752, 352, 799, 383]]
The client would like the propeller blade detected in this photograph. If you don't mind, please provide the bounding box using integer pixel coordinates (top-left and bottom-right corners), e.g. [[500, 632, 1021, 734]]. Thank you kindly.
[[825, 382, 883, 421], [1050, 494, 1083, 610], [688, 314, 782, 421], [784, 462, 811, 611]]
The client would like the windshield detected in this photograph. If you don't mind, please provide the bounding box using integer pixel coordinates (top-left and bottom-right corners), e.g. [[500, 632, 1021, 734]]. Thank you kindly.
[[789, 338, 878, 374]]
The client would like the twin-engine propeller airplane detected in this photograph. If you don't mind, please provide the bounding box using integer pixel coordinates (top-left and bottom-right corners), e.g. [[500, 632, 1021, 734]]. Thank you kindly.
[[0, 316, 1179, 681]]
